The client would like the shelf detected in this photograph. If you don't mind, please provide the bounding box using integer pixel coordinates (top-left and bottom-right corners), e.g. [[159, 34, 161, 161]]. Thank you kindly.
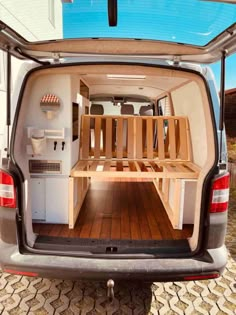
[[27, 127, 65, 140]]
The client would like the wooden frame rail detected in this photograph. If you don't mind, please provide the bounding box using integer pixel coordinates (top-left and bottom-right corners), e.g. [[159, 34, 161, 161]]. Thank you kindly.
[[71, 160, 200, 179]]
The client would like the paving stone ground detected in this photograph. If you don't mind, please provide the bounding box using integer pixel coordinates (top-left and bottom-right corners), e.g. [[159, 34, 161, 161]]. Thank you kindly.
[[0, 191, 236, 314]]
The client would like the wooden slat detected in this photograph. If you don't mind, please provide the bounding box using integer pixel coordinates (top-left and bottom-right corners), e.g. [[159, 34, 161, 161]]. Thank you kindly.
[[164, 164, 179, 173], [103, 161, 111, 171], [146, 118, 153, 159], [128, 161, 138, 172], [116, 117, 123, 159], [71, 169, 198, 179], [90, 161, 99, 171], [136, 117, 143, 159], [168, 118, 177, 159], [75, 160, 89, 171], [134, 161, 141, 172], [174, 163, 190, 173], [94, 116, 102, 159], [183, 161, 201, 173], [116, 161, 123, 171], [137, 161, 148, 172], [157, 118, 165, 160], [81, 115, 90, 159], [127, 117, 135, 158], [105, 117, 112, 158], [149, 161, 163, 173], [179, 118, 188, 160]]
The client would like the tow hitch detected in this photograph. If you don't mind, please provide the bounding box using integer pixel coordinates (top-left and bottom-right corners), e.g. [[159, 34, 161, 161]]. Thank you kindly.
[[107, 279, 115, 302]]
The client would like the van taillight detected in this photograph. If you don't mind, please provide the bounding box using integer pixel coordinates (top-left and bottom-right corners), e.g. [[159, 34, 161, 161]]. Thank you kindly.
[[0, 170, 16, 208], [209, 173, 229, 213]]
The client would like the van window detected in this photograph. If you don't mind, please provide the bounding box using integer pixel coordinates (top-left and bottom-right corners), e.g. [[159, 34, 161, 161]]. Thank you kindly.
[[72, 102, 79, 141], [158, 96, 172, 116]]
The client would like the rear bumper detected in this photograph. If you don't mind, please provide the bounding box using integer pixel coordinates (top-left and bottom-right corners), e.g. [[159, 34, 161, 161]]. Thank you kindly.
[[0, 241, 227, 281]]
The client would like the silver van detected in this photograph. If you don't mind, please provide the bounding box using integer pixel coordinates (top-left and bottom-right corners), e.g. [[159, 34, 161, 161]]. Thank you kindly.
[[0, 2, 235, 282]]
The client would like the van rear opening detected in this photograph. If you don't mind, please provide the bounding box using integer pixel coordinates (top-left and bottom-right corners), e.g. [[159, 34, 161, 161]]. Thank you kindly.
[[12, 63, 216, 256]]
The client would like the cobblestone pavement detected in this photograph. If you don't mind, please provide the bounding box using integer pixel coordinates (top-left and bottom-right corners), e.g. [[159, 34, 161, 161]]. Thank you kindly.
[[0, 193, 236, 314]]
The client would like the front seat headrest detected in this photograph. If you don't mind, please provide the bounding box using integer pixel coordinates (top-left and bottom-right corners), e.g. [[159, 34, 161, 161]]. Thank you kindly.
[[90, 104, 104, 115], [121, 104, 134, 115]]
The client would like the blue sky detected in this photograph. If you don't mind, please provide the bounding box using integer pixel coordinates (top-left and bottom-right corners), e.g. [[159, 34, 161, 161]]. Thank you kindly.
[[63, 0, 236, 90], [211, 55, 236, 91]]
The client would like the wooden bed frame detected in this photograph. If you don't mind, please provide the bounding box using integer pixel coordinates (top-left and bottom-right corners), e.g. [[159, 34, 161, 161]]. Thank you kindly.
[[69, 115, 200, 229]]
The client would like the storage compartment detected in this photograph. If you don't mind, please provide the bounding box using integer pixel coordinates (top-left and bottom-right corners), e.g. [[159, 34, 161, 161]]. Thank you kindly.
[[31, 177, 69, 224]]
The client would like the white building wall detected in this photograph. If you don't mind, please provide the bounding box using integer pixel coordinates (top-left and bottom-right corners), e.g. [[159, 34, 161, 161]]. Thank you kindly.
[[0, 0, 63, 41], [0, 0, 63, 162]]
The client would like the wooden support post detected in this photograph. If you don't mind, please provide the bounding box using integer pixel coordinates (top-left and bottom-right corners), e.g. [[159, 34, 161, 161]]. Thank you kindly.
[[173, 179, 182, 229], [68, 177, 75, 229]]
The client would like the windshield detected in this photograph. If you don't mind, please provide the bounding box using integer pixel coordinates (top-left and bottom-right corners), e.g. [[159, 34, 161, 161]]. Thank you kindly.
[[0, 0, 235, 46]]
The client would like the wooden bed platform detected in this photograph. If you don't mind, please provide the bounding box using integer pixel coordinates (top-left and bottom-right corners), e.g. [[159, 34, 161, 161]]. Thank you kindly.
[[33, 180, 193, 240], [68, 114, 200, 230]]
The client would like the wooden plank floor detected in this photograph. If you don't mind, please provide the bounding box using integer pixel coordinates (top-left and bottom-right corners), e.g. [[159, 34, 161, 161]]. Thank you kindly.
[[33, 179, 193, 240]]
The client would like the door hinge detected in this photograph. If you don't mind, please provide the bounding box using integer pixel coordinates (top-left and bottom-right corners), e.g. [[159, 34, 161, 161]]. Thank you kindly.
[[52, 52, 61, 64], [173, 56, 181, 66]]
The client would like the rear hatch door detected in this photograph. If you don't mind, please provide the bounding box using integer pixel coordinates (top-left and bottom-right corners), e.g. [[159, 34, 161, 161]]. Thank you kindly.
[[0, 0, 236, 63]]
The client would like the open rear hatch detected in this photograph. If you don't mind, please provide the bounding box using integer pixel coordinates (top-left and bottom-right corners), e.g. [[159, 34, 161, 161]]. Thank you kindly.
[[0, 19, 236, 63], [9, 60, 216, 257], [0, 0, 234, 256]]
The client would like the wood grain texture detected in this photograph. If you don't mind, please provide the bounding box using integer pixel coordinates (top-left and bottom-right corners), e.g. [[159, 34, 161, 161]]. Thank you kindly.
[[33, 179, 193, 240], [71, 160, 199, 179], [80, 115, 192, 162]]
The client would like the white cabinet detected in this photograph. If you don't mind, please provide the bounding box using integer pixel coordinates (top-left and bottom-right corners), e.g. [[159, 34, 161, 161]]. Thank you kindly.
[[31, 178, 46, 221], [181, 180, 197, 224], [168, 179, 197, 228], [31, 177, 68, 224], [45, 178, 68, 223]]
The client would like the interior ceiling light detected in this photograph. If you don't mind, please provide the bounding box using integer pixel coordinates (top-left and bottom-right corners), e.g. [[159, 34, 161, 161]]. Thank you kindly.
[[107, 74, 146, 80]]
